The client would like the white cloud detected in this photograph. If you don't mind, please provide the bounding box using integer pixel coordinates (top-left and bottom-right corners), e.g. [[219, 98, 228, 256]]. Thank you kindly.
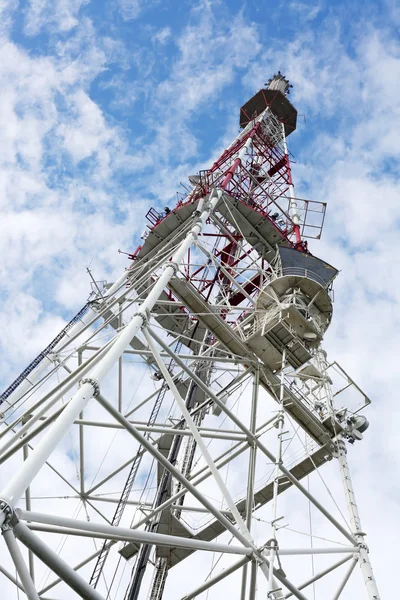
[[153, 26, 171, 45], [118, 0, 142, 20], [289, 0, 323, 21], [0, 3, 398, 598], [24, 0, 90, 35]]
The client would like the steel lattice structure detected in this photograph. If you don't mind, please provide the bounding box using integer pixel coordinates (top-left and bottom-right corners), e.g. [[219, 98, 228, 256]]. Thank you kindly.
[[0, 74, 380, 600]]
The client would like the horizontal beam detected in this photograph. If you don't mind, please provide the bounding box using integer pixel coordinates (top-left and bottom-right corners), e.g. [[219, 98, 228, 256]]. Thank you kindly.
[[271, 547, 358, 556], [17, 510, 252, 556], [73, 419, 246, 441], [83, 345, 252, 363], [148, 326, 356, 545]]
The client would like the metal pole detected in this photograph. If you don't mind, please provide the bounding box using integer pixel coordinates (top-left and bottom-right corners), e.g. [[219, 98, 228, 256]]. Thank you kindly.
[[74, 419, 246, 440], [17, 509, 252, 556], [142, 327, 251, 541], [13, 519, 105, 600], [249, 559, 258, 600], [331, 558, 358, 600], [241, 367, 259, 599], [0, 561, 26, 592], [181, 556, 250, 600], [39, 548, 103, 595], [2, 526, 40, 600], [276, 547, 357, 556], [284, 555, 353, 599], [118, 302, 123, 412], [0, 189, 223, 518], [95, 391, 254, 549], [267, 350, 286, 597], [23, 440, 35, 582], [336, 440, 380, 599], [78, 350, 85, 499], [147, 326, 356, 544]]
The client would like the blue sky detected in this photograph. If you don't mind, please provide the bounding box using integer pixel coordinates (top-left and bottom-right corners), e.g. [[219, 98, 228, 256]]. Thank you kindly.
[[0, 0, 399, 597]]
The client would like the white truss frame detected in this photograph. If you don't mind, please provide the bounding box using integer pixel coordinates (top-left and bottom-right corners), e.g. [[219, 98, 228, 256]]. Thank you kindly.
[[0, 119, 381, 600]]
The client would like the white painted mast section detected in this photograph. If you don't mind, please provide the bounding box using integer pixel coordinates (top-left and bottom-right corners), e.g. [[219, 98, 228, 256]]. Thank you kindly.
[[336, 440, 380, 600], [267, 349, 286, 599], [318, 350, 380, 600], [0, 188, 222, 518]]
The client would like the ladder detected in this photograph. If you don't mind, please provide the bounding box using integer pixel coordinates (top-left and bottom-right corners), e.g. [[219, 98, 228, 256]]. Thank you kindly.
[[89, 379, 170, 587], [148, 558, 169, 600]]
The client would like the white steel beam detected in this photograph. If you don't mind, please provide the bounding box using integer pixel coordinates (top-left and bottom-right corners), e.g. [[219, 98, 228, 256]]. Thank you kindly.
[[332, 558, 358, 600], [0, 189, 224, 518], [95, 390, 254, 550], [284, 555, 354, 599], [336, 440, 380, 599], [2, 527, 40, 600], [143, 326, 252, 541], [147, 326, 356, 545], [182, 555, 250, 600], [13, 520, 105, 600], [18, 510, 252, 556]]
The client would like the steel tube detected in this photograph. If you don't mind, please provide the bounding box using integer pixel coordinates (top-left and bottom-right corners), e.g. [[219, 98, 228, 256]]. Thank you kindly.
[[267, 349, 286, 597], [95, 391, 253, 550], [332, 558, 358, 600], [0, 561, 26, 591], [73, 419, 246, 440], [275, 547, 357, 556], [284, 555, 353, 599], [148, 326, 356, 545], [18, 510, 252, 556], [241, 368, 259, 599], [39, 548, 103, 595], [13, 520, 105, 600], [0, 189, 223, 519], [3, 527, 40, 600], [78, 351, 85, 498], [181, 556, 250, 600], [143, 327, 251, 541], [336, 439, 380, 599], [23, 442, 35, 582], [249, 559, 257, 600]]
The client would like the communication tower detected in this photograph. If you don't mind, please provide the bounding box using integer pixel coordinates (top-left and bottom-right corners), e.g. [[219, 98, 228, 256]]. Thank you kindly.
[[0, 73, 380, 600]]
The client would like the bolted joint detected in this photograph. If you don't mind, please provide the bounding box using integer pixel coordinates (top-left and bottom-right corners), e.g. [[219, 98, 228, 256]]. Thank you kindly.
[[132, 309, 150, 328], [355, 532, 369, 551], [163, 261, 179, 275], [79, 377, 100, 398], [333, 439, 347, 458], [0, 498, 15, 528], [191, 218, 202, 233], [264, 537, 279, 552], [49, 352, 61, 364]]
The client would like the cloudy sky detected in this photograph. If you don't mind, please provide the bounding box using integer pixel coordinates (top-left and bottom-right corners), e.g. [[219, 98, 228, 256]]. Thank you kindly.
[[0, 0, 399, 597]]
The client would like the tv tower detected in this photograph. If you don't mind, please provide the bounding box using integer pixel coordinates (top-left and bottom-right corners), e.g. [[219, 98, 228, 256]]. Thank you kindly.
[[0, 73, 380, 600]]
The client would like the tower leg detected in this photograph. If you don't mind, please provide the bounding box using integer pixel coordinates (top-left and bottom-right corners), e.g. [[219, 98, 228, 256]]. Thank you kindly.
[[240, 368, 259, 599], [2, 527, 39, 600], [336, 440, 380, 599]]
